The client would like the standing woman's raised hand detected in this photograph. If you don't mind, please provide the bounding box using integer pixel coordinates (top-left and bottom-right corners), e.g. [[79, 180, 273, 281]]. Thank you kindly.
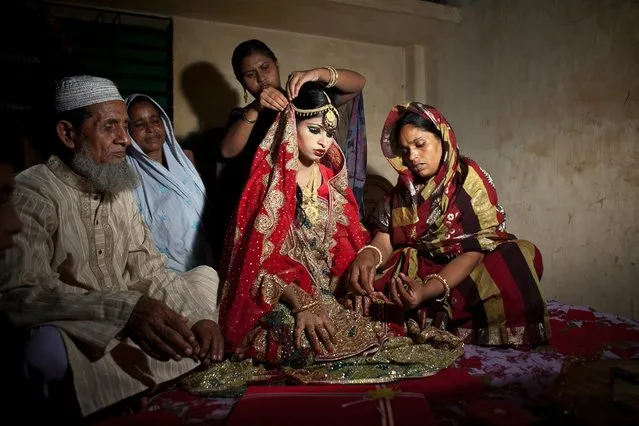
[[254, 86, 289, 112]]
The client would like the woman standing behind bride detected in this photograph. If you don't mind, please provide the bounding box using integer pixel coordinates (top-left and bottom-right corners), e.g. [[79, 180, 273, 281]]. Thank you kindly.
[[212, 39, 366, 266]]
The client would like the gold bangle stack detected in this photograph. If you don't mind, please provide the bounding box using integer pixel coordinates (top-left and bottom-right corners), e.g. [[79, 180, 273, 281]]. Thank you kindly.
[[324, 66, 338, 88], [424, 273, 450, 303], [292, 300, 319, 315]]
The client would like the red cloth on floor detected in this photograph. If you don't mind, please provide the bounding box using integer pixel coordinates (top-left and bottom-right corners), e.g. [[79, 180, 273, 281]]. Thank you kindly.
[[397, 368, 486, 404], [225, 383, 435, 426]]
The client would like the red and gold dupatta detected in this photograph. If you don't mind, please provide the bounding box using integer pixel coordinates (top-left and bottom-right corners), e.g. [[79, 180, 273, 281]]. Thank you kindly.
[[218, 106, 366, 353]]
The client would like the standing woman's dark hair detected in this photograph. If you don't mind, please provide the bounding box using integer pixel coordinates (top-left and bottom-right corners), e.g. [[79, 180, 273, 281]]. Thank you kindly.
[[231, 39, 278, 81]]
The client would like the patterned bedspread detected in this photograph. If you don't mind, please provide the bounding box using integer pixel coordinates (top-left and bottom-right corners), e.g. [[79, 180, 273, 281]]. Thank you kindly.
[[97, 300, 639, 425]]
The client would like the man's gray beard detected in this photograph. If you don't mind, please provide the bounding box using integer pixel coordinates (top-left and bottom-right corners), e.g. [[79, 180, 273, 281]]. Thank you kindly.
[[71, 146, 139, 194]]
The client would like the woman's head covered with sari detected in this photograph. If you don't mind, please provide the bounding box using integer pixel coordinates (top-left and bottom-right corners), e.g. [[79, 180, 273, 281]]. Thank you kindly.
[[219, 83, 366, 353], [372, 103, 514, 258], [124, 94, 208, 272]]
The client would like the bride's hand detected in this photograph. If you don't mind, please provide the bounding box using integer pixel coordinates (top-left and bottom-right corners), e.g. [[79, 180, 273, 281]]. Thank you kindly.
[[346, 249, 378, 296], [294, 306, 336, 354]]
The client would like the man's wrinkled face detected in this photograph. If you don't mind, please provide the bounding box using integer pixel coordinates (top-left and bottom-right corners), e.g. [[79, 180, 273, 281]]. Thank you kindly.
[[71, 100, 131, 164]]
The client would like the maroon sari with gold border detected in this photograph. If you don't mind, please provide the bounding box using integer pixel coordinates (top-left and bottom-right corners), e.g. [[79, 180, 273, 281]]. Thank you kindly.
[[370, 103, 550, 346]]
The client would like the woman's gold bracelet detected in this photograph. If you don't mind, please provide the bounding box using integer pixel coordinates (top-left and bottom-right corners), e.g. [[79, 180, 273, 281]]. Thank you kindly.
[[424, 273, 450, 303], [241, 107, 257, 124], [357, 245, 384, 269], [324, 66, 338, 88]]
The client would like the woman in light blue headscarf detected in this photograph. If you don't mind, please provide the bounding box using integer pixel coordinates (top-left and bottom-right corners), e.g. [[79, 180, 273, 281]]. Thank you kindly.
[[126, 94, 211, 272]]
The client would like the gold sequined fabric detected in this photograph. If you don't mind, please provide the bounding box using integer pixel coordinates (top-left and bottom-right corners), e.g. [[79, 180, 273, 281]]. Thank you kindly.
[[283, 335, 463, 384], [252, 197, 380, 364], [184, 333, 463, 395], [182, 359, 273, 397]]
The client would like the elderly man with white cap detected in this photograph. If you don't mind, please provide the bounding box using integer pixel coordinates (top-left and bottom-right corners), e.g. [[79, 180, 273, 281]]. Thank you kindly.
[[0, 76, 223, 419]]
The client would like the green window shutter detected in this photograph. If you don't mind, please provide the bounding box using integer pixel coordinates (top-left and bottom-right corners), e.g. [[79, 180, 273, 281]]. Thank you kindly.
[[56, 9, 173, 119]]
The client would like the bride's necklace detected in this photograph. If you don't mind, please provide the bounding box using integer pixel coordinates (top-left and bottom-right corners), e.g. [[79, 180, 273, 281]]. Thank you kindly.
[[300, 163, 320, 225]]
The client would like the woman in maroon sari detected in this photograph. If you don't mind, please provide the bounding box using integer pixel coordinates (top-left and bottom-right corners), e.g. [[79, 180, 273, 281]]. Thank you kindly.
[[346, 103, 550, 347], [218, 87, 463, 373]]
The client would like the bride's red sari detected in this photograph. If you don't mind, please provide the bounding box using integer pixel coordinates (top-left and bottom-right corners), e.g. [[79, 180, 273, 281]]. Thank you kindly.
[[218, 107, 374, 365]]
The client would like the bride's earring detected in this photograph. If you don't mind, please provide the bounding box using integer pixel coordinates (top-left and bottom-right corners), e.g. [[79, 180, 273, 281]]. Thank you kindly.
[[244, 89, 248, 104]]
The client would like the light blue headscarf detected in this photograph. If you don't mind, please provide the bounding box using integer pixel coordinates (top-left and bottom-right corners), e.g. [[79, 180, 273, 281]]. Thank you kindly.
[[125, 94, 211, 272]]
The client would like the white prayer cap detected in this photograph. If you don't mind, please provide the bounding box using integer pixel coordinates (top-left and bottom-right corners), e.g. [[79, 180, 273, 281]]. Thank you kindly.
[[54, 75, 124, 113]]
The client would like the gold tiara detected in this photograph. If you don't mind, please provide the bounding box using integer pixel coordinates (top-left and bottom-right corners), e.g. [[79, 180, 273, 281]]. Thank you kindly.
[[292, 92, 339, 131]]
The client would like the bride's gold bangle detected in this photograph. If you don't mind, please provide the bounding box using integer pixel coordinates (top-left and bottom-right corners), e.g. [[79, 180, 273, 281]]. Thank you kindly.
[[292, 301, 319, 315]]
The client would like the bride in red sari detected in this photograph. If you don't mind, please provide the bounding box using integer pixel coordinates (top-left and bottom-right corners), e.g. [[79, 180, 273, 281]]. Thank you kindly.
[[219, 82, 379, 367], [218, 83, 462, 373]]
